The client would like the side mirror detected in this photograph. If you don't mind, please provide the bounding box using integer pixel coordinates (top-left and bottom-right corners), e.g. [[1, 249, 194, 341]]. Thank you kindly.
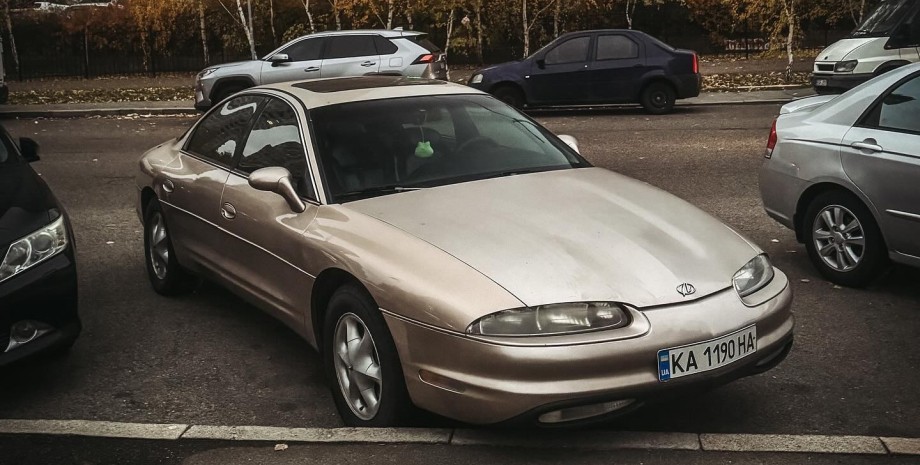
[[536, 58, 546, 69], [248, 166, 306, 213], [557, 134, 580, 154], [19, 137, 39, 162], [269, 53, 292, 66]]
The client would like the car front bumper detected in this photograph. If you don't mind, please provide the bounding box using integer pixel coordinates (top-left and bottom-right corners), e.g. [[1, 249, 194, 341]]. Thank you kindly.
[[811, 73, 873, 93], [385, 270, 794, 425], [0, 249, 81, 366]]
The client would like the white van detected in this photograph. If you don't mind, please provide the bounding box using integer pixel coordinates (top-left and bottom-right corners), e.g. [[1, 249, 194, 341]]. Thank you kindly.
[[812, 0, 920, 94]]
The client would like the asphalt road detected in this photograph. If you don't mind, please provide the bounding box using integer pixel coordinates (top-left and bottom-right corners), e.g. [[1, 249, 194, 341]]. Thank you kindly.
[[1, 105, 918, 439]]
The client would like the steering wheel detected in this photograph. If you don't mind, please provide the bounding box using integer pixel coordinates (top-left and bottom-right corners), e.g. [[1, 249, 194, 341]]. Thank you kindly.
[[455, 136, 498, 155]]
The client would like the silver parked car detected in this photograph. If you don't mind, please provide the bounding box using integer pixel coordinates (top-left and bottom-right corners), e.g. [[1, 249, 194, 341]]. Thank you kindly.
[[139, 76, 793, 426], [194, 29, 447, 110], [759, 62, 920, 287]]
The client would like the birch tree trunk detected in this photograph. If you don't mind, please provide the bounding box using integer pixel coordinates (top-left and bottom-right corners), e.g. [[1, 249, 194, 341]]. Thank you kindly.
[[625, 0, 635, 30], [522, 0, 528, 57], [301, 0, 316, 33], [198, 0, 210, 65], [269, 0, 278, 46], [329, 0, 342, 30], [444, 7, 454, 55], [387, 0, 395, 29], [784, 0, 795, 81], [553, 0, 560, 37], [475, 0, 483, 64], [2, 0, 19, 74], [405, 0, 414, 30], [237, 0, 257, 59]]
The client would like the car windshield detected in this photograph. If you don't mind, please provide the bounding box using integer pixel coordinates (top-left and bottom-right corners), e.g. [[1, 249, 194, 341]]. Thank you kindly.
[[849, 0, 914, 37], [310, 94, 588, 202]]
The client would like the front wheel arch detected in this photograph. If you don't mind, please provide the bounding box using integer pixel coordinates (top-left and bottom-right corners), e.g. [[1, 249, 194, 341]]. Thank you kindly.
[[873, 60, 910, 77], [311, 268, 364, 350]]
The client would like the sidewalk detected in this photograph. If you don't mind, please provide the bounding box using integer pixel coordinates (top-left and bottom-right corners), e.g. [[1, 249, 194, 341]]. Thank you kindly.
[[0, 89, 816, 119]]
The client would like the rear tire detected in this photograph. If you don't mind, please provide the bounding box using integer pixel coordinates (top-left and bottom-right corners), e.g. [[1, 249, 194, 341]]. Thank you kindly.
[[144, 200, 196, 296], [323, 283, 412, 426], [492, 85, 525, 109], [802, 190, 888, 287], [640, 82, 676, 114]]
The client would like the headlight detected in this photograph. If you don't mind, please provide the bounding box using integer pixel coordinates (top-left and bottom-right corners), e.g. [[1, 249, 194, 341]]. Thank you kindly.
[[834, 60, 858, 72], [0, 216, 69, 283], [197, 68, 219, 79], [469, 74, 483, 85], [467, 302, 629, 337], [732, 254, 774, 298]]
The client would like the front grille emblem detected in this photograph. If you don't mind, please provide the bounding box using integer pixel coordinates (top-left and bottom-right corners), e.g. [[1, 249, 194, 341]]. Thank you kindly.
[[676, 283, 696, 297]]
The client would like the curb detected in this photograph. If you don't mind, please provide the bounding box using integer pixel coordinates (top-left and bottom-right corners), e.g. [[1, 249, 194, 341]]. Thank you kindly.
[[0, 419, 918, 455]]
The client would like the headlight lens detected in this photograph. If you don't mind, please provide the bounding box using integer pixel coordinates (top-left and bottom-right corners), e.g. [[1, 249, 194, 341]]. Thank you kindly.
[[834, 60, 858, 72], [467, 302, 629, 337], [732, 254, 774, 297], [469, 73, 483, 85], [197, 68, 219, 79], [0, 216, 69, 283]]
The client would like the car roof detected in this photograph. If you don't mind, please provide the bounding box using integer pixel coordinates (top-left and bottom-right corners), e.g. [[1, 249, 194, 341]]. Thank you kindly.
[[260, 76, 483, 108], [301, 29, 424, 39]]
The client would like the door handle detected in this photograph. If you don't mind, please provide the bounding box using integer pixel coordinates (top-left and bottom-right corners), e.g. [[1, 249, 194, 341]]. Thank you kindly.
[[161, 179, 175, 193], [851, 139, 883, 153], [361, 61, 376, 67], [221, 202, 237, 220], [304, 66, 320, 72]]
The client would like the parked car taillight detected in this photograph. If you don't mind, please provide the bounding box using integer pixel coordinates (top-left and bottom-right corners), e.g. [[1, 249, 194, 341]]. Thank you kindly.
[[692, 53, 699, 74], [765, 119, 778, 158], [413, 54, 436, 64]]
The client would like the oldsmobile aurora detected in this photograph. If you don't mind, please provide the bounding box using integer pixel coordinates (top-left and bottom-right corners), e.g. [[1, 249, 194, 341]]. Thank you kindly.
[[136, 77, 794, 426]]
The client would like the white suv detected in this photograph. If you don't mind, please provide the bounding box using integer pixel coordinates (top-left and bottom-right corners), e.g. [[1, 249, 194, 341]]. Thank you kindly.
[[195, 29, 447, 110]]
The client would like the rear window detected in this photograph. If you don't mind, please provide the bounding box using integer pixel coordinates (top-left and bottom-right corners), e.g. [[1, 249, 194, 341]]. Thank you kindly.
[[402, 34, 441, 53]]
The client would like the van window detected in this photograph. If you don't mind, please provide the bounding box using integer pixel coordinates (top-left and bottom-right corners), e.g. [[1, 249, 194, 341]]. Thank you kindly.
[[851, 0, 916, 37]]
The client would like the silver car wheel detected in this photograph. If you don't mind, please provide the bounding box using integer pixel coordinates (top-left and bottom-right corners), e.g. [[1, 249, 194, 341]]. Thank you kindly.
[[332, 313, 383, 420], [812, 205, 865, 272], [149, 211, 170, 280]]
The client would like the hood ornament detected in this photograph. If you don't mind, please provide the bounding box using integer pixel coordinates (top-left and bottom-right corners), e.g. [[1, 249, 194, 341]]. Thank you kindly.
[[676, 283, 696, 297]]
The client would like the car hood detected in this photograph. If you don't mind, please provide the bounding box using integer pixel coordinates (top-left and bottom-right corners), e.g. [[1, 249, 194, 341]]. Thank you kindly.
[[816, 38, 876, 62], [346, 168, 760, 308], [0, 163, 57, 252]]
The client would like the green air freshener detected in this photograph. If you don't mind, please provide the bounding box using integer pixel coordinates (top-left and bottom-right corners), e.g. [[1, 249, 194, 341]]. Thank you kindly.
[[415, 141, 434, 158]]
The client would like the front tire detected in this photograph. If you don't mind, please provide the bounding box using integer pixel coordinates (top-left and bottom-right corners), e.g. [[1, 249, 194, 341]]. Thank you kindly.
[[640, 82, 676, 114], [802, 191, 888, 287], [144, 200, 195, 295], [323, 284, 412, 426], [492, 85, 525, 109]]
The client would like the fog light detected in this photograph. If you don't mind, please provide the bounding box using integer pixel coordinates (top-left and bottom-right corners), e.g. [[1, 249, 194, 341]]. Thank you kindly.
[[418, 369, 467, 393], [6, 320, 53, 352], [538, 399, 636, 424]]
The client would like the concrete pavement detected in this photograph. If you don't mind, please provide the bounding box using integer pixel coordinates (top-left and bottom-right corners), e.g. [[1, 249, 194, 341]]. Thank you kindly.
[[0, 89, 816, 119]]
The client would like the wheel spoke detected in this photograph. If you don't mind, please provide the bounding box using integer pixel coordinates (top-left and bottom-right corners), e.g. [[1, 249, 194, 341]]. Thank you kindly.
[[358, 386, 380, 413], [842, 219, 860, 235], [813, 230, 833, 240], [832, 207, 845, 229], [843, 246, 860, 268], [155, 246, 168, 264], [820, 210, 836, 231], [818, 242, 836, 257]]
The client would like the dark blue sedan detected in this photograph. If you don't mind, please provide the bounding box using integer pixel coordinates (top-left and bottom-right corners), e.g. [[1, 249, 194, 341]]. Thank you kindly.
[[468, 29, 701, 114]]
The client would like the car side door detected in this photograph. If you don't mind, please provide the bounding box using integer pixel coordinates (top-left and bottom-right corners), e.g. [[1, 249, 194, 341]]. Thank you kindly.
[[587, 33, 646, 103], [218, 96, 320, 328], [260, 37, 325, 84], [840, 71, 920, 258], [165, 95, 265, 272], [526, 35, 591, 105], [320, 35, 381, 78]]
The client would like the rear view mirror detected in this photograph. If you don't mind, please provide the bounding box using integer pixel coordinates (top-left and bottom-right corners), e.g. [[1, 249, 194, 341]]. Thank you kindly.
[[536, 58, 546, 69], [269, 53, 292, 66], [558, 134, 580, 154], [248, 166, 306, 213], [19, 137, 39, 162]]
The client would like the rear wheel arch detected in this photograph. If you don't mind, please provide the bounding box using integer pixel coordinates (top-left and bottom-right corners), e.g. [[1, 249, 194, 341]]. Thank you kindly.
[[639, 78, 677, 114], [793, 183, 882, 243], [140, 187, 157, 222]]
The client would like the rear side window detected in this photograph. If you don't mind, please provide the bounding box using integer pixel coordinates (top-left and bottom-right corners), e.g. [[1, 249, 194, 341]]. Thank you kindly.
[[324, 36, 378, 59], [596, 35, 639, 60], [545, 36, 590, 65], [862, 75, 920, 134], [186, 95, 264, 165], [282, 37, 324, 61], [374, 35, 398, 55], [403, 34, 441, 53]]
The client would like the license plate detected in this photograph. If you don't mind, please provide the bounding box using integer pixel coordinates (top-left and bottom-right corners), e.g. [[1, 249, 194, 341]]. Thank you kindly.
[[816, 79, 828, 87], [657, 326, 757, 382]]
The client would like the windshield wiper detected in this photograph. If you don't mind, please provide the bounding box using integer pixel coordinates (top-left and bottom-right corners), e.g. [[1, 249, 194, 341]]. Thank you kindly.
[[337, 184, 425, 200]]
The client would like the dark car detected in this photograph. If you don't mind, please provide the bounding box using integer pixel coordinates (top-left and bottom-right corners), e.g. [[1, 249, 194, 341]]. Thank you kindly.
[[468, 29, 701, 114], [0, 126, 80, 365]]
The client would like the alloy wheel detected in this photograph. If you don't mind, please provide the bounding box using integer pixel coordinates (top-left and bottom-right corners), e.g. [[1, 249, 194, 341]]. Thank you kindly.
[[332, 313, 383, 420], [812, 204, 865, 272], [149, 211, 170, 280]]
